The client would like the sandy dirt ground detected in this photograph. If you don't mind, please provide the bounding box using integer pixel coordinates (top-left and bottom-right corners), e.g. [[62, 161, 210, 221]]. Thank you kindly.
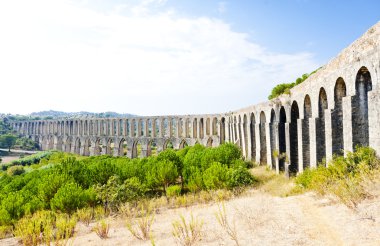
[[0, 156, 21, 164], [2, 190, 380, 246]]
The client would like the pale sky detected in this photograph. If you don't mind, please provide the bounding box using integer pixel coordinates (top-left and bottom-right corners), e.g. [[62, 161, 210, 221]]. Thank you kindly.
[[0, 0, 378, 116]]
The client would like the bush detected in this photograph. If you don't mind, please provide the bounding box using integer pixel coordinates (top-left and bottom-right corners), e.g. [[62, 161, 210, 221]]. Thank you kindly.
[[7, 165, 25, 176], [227, 167, 256, 189], [147, 159, 178, 192], [0, 143, 254, 227], [50, 182, 88, 214], [166, 185, 182, 198], [295, 146, 380, 208], [55, 213, 77, 242], [14, 210, 55, 246], [202, 162, 228, 190]]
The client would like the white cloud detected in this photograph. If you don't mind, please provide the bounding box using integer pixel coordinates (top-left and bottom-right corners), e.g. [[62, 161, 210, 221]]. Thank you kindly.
[[0, 0, 319, 116]]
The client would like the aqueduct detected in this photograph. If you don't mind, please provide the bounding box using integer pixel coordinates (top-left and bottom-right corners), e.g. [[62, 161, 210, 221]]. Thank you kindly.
[[10, 22, 380, 176]]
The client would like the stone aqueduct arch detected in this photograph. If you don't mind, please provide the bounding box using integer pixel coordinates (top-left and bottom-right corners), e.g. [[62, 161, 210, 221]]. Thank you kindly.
[[12, 115, 222, 159], [10, 22, 380, 176]]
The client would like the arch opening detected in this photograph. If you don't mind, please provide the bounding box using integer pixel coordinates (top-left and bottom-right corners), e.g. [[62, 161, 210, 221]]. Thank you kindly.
[[278, 107, 287, 172], [289, 101, 299, 175], [352, 67, 372, 148], [220, 117, 225, 144], [106, 138, 114, 156], [303, 95, 312, 169], [316, 88, 328, 166], [132, 141, 142, 158], [147, 139, 158, 156], [332, 78, 346, 155], [118, 139, 128, 156]]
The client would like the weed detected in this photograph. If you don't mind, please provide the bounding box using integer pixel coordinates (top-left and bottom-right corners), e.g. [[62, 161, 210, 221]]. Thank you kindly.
[[55, 213, 77, 246], [14, 210, 55, 246], [215, 203, 239, 246], [126, 208, 155, 241], [93, 219, 110, 239], [76, 208, 93, 226], [172, 213, 203, 246], [0, 225, 12, 239]]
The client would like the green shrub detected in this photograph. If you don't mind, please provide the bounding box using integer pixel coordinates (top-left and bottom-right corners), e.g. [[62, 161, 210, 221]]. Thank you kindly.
[[166, 185, 181, 198], [14, 210, 55, 246], [227, 167, 256, 189], [50, 182, 88, 214], [0, 225, 12, 239], [295, 146, 380, 208], [0, 143, 254, 226], [55, 213, 77, 242], [7, 165, 25, 176], [147, 159, 178, 192], [203, 162, 228, 190]]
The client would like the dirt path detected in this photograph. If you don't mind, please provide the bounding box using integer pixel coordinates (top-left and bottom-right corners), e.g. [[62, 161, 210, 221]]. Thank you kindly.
[[296, 195, 344, 245], [1, 191, 379, 245]]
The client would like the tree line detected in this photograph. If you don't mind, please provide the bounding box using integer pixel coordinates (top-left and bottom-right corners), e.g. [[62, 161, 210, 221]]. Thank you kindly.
[[0, 143, 255, 226]]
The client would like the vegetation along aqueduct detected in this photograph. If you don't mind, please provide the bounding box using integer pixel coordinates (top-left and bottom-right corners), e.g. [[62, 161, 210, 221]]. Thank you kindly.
[[10, 22, 380, 176]]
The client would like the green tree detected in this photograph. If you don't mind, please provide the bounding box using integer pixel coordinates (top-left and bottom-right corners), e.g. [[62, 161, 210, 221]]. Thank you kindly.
[[50, 182, 87, 214], [202, 162, 229, 190], [0, 134, 17, 152], [147, 159, 178, 192]]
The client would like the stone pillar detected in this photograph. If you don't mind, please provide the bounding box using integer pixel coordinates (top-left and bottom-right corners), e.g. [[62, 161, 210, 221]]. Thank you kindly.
[[240, 122, 247, 158], [131, 120, 135, 137], [197, 120, 201, 139], [113, 146, 120, 157], [79, 145, 85, 156], [123, 119, 129, 137], [204, 119, 208, 139], [297, 119, 303, 173], [152, 119, 157, 138], [141, 144, 148, 158], [160, 119, 165, 138], [368, 90, 380, 155], [325, 109, 333, 164], [89, 146, 95, 156], [176, 119, 181, 138], [342, 96, 353, 154], [137, 119, 142, 137], [265, 122, 271, 167], [274, 123, 279, 173], [169, 118, 173, 138], [309, 118, 317, 168], [246, 121, 252, 161], [285, 122, 291, 177], [255, 123, 261, 164], [127, 146, 133, 158], [145, 119, 149, 137], [230, 122, 234, 143]]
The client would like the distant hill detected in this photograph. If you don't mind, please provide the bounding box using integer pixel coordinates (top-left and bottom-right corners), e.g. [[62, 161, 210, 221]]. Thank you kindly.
[[29, 110, 137, 119]]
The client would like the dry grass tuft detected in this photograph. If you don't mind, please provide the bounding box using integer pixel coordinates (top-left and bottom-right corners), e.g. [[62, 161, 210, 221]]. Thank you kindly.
[[93, 220, 110, 239], [250, 166, 296, 197], [215, 203, 239, 246], [125, 208, 155, 241], [172, 213, 203, 246]]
